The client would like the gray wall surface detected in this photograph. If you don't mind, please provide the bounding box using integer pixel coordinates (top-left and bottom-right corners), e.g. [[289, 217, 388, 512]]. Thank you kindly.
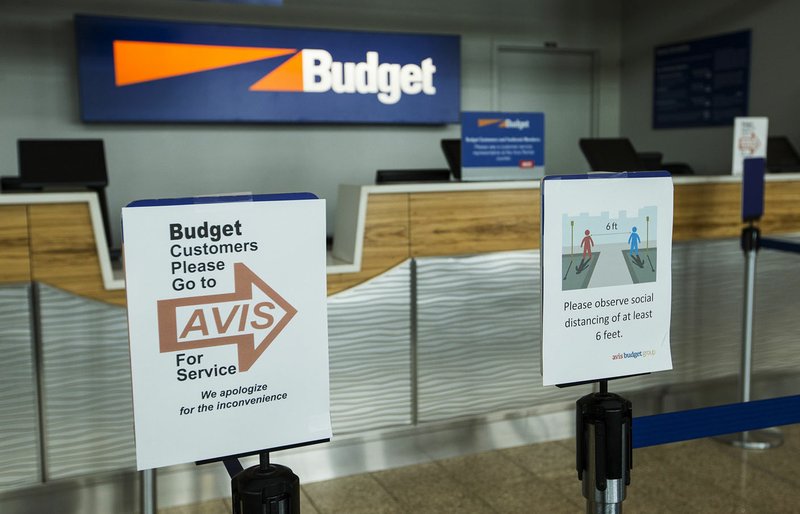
[[0, 0, 622, 247], [620, 0, 800, 174]]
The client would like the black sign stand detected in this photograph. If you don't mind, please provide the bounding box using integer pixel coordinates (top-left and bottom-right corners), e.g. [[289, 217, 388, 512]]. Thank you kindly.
[[231, 452, 300, 514], [197, 438, 328, 514], [576, 379, 632, 514]]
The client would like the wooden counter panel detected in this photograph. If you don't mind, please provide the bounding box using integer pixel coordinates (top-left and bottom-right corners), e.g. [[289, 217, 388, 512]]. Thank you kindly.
[[0, 205, 31, 283], [761, 181, 800, 234], [673, 183, 741, 241], [327, 194, 410, 295], [409, 190, 538, 257], [28, 204, 126, 306], [673, 181, 800, 241]]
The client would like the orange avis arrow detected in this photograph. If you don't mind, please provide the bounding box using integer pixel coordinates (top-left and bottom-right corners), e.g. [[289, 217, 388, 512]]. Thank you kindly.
[[157, 263, 297, 372]]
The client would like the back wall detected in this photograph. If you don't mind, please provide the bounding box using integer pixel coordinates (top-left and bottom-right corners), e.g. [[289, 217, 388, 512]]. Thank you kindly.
[[0, 0, 622, 246], [620, 0, 800, 174]]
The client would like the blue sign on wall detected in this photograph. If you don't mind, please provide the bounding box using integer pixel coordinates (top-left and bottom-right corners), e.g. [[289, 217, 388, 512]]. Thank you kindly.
[[653, 30, 750, 129], [460, 111, 544, 181], [74, 15, 460, 124]]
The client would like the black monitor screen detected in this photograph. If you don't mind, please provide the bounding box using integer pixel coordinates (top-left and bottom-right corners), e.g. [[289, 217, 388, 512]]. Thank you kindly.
[[579, 138, 643, 172], [767, 136, 800, 172], [440, 139, 461, 179], [18, 139, 108, 187]]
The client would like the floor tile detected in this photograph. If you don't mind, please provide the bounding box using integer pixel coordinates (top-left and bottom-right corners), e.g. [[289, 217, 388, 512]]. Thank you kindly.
[[500, 439, 576, 480], [475, 474, 581, 514], [170, 427, 800, 514], [372, 461, 495, 514], [299, 486, 320, 514], [159, 499, 229, 514], [438, 449, 531, 487], [303, 474, 404, 514]]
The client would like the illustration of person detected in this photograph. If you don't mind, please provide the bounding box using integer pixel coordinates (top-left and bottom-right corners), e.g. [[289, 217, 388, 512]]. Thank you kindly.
[[580, 229, 594, 260], [628, 226, 641, 256]]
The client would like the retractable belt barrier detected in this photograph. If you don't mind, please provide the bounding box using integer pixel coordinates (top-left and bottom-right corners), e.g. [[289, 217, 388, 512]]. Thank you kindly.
[[633, 394, 800, 448], [759, 237, 800, 254], [633, 158, 800, 450]]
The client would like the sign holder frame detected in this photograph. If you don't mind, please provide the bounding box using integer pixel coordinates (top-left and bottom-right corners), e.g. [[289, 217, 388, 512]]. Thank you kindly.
[[541, 171, 673, 514], [123, 191, 331, 512]]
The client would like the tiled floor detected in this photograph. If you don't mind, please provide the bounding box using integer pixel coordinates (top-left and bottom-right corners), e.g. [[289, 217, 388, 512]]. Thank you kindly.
[[162, 424, 800, 513]]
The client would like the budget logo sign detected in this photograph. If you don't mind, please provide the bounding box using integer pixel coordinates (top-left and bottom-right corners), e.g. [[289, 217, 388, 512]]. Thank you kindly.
[[76, 15, 460, 123]]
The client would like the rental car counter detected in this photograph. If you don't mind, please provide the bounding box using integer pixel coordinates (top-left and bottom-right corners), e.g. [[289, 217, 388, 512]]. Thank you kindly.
[[2, 175, 800, 496]]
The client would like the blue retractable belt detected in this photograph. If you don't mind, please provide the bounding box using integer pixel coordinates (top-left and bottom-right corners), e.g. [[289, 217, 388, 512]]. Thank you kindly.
[[633, 394, 800, 448]]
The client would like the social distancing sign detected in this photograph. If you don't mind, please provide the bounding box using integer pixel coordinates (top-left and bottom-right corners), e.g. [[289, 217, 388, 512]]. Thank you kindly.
[[541, 173, 674, 386], [123, 194, 331, 470]]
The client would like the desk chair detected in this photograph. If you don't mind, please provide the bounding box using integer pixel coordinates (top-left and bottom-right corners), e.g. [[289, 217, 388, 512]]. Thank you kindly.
[[580, 138, 694, 175]]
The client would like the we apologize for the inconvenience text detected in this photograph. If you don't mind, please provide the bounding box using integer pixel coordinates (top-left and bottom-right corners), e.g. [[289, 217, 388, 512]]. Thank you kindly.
[[563, 292, 656, 358], [177, 379, 288, 416]]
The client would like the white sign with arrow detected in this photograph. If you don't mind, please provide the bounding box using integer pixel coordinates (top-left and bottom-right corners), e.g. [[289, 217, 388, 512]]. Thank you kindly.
[[123, 194, 331, 470]]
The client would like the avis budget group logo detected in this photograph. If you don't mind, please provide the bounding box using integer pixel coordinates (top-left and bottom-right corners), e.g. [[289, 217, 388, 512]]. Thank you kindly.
[[113, 40, 439, 105], [476, 118, 531, 130]]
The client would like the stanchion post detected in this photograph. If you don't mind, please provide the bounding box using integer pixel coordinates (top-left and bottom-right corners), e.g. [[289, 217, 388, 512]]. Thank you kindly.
[[714, 157, 782, 449], [740, 225, 759, 406], [140, 469, 157, 514], [576, 380, 632, 514], [231, 452, 300, 514], [722, 224, 783, 449]]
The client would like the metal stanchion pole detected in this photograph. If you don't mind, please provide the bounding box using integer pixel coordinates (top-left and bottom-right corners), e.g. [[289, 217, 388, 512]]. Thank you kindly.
[[577, 381, 632, 514], [740, 226, 758, 406], [140, 469, 157, 514], [723, 225, 782, 449]]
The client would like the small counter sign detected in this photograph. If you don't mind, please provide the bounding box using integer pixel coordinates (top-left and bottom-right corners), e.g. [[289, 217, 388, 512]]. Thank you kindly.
[[123, 194, 331, 470], [460, 111, 544, 181]]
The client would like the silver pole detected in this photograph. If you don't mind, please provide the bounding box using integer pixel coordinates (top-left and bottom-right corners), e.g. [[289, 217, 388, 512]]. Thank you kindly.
[[740, 246, 757, 404], [718, 227, 782, 449], [584, 421, 625, 514], [141, 469, 157, 514]]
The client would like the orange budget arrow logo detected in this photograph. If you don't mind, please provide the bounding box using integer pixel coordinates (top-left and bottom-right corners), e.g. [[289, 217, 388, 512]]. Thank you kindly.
[[157, 263, 297, 372], [113, 40, 299, 88], [477, 118, 503, 127]]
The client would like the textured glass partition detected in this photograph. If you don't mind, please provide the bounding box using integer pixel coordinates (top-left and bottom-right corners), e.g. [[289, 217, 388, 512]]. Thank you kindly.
[[0, 285, 40, 492], [327, 262, 412, 434], [416, 252, 589, 422], [415, 238, 800, 423], [39, 285, 135, 479], [614, 237, 800, 395]]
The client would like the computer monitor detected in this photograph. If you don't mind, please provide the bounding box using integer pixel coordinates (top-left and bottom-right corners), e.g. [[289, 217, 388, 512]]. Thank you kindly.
[[767, 136, 800, 173], [17, 139, 108, 187], [440, 139, 461, 179], [579, 138, 644, 172], [15, 139, 114, 248], [375, 169, 451, 184]]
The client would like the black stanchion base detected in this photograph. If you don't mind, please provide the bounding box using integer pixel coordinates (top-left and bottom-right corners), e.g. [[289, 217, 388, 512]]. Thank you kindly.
[[231, 463, 300, 514]]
